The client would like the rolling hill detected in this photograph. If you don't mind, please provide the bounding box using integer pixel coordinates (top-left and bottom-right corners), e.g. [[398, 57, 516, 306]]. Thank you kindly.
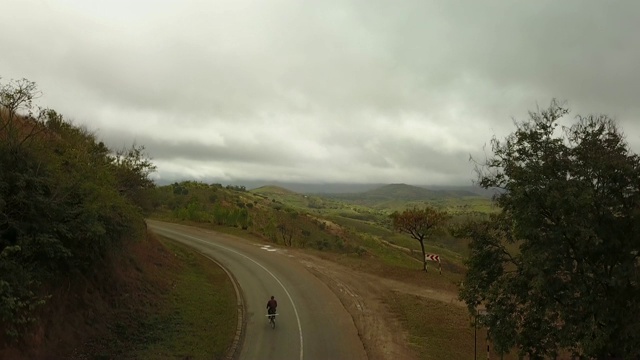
[[251, 185, 298, 196], [324, 183, 479, 201]]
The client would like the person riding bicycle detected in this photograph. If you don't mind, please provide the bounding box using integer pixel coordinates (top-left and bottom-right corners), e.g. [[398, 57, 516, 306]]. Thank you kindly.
[[266, 295, 277, 316]]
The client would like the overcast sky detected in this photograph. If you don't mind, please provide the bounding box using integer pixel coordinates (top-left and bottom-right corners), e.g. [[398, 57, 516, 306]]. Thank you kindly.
[[1, 0, 639, 186]]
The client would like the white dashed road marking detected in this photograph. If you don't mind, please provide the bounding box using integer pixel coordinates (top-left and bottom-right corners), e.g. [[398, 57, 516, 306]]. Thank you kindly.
[[261, 245, 278, 252]]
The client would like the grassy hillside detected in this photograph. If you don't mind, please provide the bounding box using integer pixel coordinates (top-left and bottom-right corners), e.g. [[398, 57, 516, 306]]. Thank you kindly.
[[1, 78, 237, 358], [0, 79, 160, 349], [149, 179, 499, 281], [317, 183, 497, 214], [1, 230, 237, 359]]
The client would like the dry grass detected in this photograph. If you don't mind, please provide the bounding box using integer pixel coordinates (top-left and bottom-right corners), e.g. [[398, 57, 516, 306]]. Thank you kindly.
[[384, 291, 518, 360]]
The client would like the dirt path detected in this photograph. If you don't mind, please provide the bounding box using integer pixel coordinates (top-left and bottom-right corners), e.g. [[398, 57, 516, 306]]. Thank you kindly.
[[287, 249, 463, 360]]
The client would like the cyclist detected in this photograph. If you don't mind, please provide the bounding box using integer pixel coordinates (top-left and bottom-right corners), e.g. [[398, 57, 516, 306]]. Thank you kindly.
[[266, 295, 277, 316]]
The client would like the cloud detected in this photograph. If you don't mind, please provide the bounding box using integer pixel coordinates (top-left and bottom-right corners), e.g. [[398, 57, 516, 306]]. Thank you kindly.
[[1, 0, 638, 185]]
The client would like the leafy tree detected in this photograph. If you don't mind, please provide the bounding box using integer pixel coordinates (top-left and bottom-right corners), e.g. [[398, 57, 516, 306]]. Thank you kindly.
[[274, 209, 298, 246], [390, 206, 448, 272], [459, 101, 640, 358], [111, 144, 157, 212], [0, 78, 40, 123], [237, 208, 250, 229], [172, 182, 189, 195]]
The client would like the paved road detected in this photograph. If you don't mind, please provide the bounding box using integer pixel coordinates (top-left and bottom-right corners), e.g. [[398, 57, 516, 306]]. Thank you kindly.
[[148, 220, 367, 360]]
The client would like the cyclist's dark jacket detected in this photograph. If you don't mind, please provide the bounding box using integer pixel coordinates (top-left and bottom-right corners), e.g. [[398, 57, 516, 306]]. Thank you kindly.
[[267, 299, 278, 314]]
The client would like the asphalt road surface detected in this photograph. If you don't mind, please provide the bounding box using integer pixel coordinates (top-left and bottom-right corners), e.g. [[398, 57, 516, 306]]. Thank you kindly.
[[148, 220, 367, 360]]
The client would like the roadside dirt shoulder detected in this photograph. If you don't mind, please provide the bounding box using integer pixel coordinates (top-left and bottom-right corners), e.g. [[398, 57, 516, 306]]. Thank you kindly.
[[288, 250, 462, 360]]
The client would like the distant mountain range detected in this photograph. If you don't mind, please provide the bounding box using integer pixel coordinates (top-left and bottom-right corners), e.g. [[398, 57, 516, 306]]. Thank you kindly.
[[252, 182, 501, 199], [322, 183, 494, 201], [246, 181, 496, 197], [157, 179, 501, 199]]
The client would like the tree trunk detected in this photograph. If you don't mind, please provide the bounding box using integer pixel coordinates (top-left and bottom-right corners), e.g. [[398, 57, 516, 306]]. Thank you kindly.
[[419, 239, 427, 272]]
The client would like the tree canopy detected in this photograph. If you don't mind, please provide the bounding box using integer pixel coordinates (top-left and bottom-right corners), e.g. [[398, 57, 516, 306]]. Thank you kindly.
[[459, 101, 640, 358], [390, 206, 448, 272]]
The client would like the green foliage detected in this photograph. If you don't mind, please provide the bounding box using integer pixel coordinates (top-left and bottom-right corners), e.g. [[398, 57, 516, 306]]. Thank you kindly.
[[460, 101, 640, 358], [0, 78, 154, 342], [111, 144, 156, 211], [276, 210, 298, 246], [157, 182, 253, 229], [321, 183, 495, 214], [390, 207, 449, 272], [225, 184, 246, 192], [0, 245, 47, 339], [172, 183, 189, 195]]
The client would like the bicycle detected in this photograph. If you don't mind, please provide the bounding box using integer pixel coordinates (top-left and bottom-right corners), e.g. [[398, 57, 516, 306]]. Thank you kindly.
[[266, 313, 278, 329]]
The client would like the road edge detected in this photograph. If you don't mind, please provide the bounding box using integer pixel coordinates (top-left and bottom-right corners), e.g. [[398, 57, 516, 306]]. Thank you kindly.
[[201, 253, 246, 360]]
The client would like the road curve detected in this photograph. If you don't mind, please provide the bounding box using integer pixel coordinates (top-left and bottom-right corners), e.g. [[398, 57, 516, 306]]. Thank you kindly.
[[147, 220, 367, 360]]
